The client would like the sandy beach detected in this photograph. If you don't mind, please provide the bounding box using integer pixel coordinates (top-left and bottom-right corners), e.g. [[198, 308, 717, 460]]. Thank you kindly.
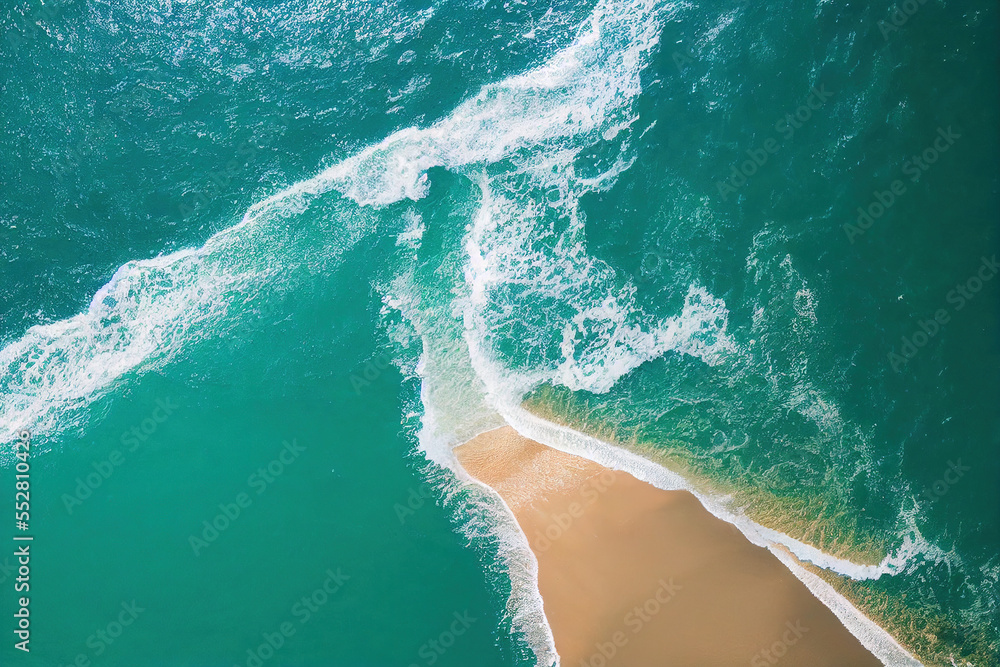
[[455, 426, 882, 667]]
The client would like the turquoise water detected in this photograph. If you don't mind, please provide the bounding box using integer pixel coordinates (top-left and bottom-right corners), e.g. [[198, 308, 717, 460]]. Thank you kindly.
[[1, 0, 997, 665]]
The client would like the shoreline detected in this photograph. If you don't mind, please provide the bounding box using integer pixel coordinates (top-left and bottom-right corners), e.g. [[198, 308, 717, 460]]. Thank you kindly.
[[497, 406, 926, 665], [455, 424, 890, 666]]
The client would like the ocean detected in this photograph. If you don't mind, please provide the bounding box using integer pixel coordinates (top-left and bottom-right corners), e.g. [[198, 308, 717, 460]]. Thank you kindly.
[[1, 0, 997, 665]]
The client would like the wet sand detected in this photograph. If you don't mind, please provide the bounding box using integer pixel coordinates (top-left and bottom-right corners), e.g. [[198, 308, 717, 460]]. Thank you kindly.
[[455, 426, 882, 667]]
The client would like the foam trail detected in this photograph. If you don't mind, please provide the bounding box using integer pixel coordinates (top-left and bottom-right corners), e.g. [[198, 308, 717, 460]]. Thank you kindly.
[[319, 0, 672, 209], [0, 171, 358, 445], [1, 247, 223, 443]]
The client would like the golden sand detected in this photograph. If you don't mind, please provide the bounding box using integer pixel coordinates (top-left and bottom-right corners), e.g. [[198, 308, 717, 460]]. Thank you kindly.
[[455, 426, 882, 667]]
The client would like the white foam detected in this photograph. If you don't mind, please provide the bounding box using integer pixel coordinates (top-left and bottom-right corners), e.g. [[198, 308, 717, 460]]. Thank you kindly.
[[0, 248, 224, 442], [459, 177, 736, 402], [1, 12, 688, 662], [313, 0, 674, 209], [769, 549, 924, 667], [554, 283, 735, 393], [0, 156, 367, 445], [395, 209, 425, 248]]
